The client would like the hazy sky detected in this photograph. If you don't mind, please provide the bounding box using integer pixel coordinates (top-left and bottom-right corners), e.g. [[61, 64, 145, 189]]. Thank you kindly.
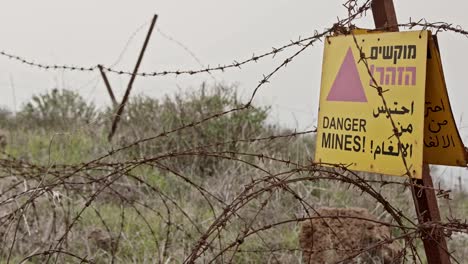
[[0, 1, 467, 183]]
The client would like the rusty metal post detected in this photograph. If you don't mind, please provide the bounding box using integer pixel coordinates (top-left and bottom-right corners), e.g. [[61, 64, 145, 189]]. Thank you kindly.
[[108, 14, 158, 141], [465, 147, 468, 165], [98, 65, 118, 106], [371, 1, 451, 263], [412, 165, 451, 264]]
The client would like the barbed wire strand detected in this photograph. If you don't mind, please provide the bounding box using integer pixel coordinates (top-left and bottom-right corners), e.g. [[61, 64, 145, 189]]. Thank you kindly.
[[1, 1, 468, 263]]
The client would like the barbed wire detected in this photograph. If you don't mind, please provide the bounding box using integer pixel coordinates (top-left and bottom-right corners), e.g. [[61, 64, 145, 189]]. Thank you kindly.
[[156, 28, 217, 82], [349, 31, 437, 262], [0, 50, 97, 72], [348, 23, 468, 263], [1, 0, 468, 263], [401, 19, 468, 36], [0, 0, 371, 79], [0, 33, 318, 78], [1, 20, 468, 82]]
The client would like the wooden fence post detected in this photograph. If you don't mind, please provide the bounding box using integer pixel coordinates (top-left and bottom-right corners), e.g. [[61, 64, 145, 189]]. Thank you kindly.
[[371, 1, 451, 263], [98, 64, 118, 107], [108, 14, 158, 141]]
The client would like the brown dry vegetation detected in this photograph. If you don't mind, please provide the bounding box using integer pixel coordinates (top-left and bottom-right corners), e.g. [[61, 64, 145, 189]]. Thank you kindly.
[[0, 86, 466, 264], [300, 207, 402, 264], [1, 0, 468, 262]]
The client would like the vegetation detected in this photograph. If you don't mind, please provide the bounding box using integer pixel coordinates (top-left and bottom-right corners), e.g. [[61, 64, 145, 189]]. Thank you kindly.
[[17, 89, 98, 130], [0, 86, 466, 263]]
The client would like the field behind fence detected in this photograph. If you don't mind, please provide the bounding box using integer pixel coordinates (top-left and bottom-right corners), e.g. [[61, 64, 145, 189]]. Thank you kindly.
[[0, 0, 467, 263]]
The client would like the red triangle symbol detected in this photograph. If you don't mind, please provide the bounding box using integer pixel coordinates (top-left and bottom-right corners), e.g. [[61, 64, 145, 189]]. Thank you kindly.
[[326, 47, 367, 102]]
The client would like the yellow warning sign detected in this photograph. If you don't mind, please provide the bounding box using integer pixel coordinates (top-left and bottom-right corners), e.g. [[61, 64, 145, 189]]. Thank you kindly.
[[423, 37, 468, 166], [315, 31, 429, 179]]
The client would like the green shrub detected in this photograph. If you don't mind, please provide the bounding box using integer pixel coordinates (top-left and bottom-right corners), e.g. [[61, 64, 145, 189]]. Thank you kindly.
[[17, 88, 98, 130], [0, 107, 15, 129], [113, 83, 269, 139], [106, 84, 272, 177]]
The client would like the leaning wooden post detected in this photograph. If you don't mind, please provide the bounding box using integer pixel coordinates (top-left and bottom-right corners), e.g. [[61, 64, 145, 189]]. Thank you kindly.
[[371, 1, 451, 263], [98, 64, 118, 107], [108, 14, 158, 141]]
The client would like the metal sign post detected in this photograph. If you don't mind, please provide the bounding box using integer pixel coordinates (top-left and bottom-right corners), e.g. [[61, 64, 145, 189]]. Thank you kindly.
[[371, 1, 451, 263]]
